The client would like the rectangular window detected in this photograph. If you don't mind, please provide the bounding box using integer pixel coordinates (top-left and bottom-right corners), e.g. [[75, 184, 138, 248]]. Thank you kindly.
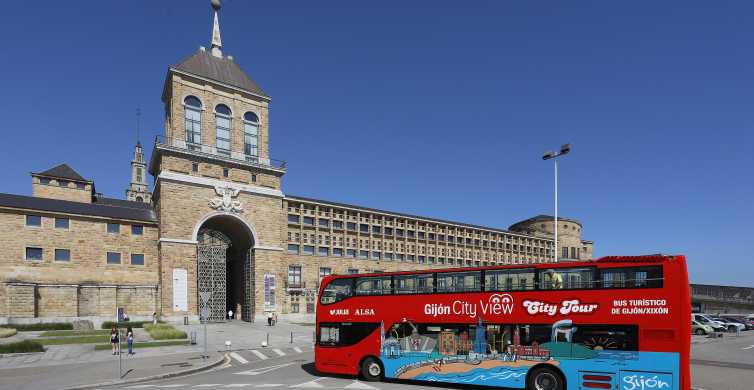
[[407, 230, 415, 238], [332, 248, 343, 257], [354, 277, 392, 295], [396, 229, 404, 237], [223, 168, 229, 177], [318, 323, 380, 347], [106, 252, 121, 265], [26, 215, 41, 227], [540, 267, 595, 289], [319, 267, 332, 281], [131, 225, 144, 235], [55, 218, 69, 229], [287, 244, 299, 254], [347, 222, 356, 231], [39, 177, 50, 185], [303, 245, 315, 255], [303, 217, 314, 226], [485, 268, 536, 291], [371, 251, 381, 260], [437, 271, 481, 293], [418, 231, 425, 239], [58, 180, 69, 188], [602, 266, 662, 289], [318, 247, 328, 256], [107, 223, 120, 233], [395, 274, 434, 294], [346, 249, 357, 258], [418, 256, 426, 264], [372, 225, 381, 234], [54, 249, 70, 262], [360, 224, 369, 233], [384, 252, 393, 261], [384, 227, 393, 236], [358, 250, 369, 259], [291, 302, 299, 313], [408, 255, 415, 262], [288, 266, 302, 287], [347, 268, 359, 274], [396, 253, 404, 261], [562, 247, 569, 259], [216, 116, 231, 155], [192, 163, 199, 172], [319, 218, 329, 227], [333, 221, 343, 230], [130, 253, 145, 265], [251, 174, 257, 183], [26, 247, 43, 261], [288, 214, 300, 224]]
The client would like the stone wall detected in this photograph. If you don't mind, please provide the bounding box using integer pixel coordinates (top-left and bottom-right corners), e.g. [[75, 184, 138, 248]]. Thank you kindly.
[[31, 178, 92, 203], [37, 285, 78, 317], [6, 284, 35, 317]]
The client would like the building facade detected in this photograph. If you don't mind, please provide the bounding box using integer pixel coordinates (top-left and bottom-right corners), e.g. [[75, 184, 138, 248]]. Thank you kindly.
[[0, 2, 592, 324]]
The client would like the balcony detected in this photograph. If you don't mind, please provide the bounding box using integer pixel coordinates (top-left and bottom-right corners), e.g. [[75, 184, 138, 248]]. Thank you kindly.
[[154, 135, 287, 172], [285, 280, 306, 291]]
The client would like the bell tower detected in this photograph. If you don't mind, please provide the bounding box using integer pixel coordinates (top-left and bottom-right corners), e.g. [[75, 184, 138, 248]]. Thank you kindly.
[[126, 141, 151, 203]]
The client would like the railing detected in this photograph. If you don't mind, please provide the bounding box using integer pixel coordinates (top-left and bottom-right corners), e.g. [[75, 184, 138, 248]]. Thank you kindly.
[[154, 135, 287, 170], [285, 280, 306, 290]]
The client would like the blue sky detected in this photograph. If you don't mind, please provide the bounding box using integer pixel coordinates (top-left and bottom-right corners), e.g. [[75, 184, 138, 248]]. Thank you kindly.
[[1, 1, 752, 285]]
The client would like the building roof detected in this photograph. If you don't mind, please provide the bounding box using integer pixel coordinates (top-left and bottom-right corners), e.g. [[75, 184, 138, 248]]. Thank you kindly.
[[173, 49, 268, 97], [285, 194, 546, 240], [0, 193, 156, 223], [33, 164, 89, 182], [509, 214, 582, 229]]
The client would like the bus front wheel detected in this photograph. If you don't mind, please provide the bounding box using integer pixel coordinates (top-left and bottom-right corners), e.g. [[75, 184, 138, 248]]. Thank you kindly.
[[360, 357, 383, 382], [527, 366, 564, 390]]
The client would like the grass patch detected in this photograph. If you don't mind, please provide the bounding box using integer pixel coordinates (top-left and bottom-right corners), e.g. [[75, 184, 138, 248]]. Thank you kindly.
[[0, 328, 18, 338], [0, 340, 45, 353], [144, 323, 187, 340], [5, 323, 73, 331], [93, 340, 190, 350], [101, 321, 151, 329], [37, 335, 112, 345], [39, 329, 110, 337]]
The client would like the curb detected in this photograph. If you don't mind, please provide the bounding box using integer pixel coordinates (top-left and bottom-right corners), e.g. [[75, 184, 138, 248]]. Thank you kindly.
[[60, 353, 230, 390]]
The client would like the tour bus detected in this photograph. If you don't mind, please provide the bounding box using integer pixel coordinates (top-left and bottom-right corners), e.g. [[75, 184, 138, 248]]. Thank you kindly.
[[315, 254, 690, 390]]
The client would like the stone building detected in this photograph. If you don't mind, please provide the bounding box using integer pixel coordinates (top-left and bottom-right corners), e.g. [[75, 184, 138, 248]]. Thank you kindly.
[[0, 2, 592, 324]]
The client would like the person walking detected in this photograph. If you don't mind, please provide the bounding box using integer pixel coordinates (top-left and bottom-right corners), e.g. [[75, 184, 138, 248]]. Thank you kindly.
[[267, 311, 273, 326], [272, 312, 278, 326], [228, 309, 234, 320], [126, 326, 134, 355], [110, 324, 119, 355]]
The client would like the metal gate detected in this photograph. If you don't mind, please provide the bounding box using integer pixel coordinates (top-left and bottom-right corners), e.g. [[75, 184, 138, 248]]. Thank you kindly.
[[197, 229, 230, 322], [242, 248, 255, 322]]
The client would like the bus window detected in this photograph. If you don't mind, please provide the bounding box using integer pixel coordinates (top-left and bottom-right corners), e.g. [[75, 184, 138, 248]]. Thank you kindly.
[[318, 322, 379, 346], [540, 268, 595, 289], [395, 275, 417, 294], [485, 268, 535, 291], [319, 278, 353, 305], [417, 274, 434, 293], [437, 271, 481, 293], [572, 325, 638, 351], [354, 276, 392, 295], [600, 266, 663, 289]]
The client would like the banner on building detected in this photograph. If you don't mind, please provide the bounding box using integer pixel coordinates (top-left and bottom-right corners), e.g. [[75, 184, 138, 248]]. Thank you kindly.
[[264, 273, 276, 311]]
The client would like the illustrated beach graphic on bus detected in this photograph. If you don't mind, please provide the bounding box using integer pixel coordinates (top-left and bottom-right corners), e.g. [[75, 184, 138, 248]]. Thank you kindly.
[[379, 315, 678, 389]]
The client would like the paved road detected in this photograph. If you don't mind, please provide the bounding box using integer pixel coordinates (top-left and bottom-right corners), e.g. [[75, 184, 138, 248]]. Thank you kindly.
[[96, 333, 754, 390]]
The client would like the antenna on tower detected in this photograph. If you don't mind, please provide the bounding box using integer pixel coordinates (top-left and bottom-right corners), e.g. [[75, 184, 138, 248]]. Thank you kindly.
[[136, 107, 141, 146]]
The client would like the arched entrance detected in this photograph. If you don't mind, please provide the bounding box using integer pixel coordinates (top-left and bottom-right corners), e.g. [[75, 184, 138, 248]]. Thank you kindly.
[[196, 214, 255, 322]]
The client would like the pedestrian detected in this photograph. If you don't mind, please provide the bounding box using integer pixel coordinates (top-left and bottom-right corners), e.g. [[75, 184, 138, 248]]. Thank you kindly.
[[272, 312, 278, 326], [267, 311, 273, 326], [228, 309, 234, 320], [152, 311, 158, 325], [110, 324, 119, 355], [126, 326, 134, 355]]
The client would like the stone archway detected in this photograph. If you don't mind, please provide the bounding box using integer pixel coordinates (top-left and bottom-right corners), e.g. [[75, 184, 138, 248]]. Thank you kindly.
[[195, 214, 255, 322]]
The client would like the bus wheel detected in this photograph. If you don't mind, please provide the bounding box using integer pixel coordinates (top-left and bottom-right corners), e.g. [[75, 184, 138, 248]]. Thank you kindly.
[[527, 366, 564, 390], [360, 357, 383, 382]]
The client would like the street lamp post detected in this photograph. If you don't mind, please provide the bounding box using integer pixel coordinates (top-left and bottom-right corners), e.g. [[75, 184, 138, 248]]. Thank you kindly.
[[542, 144, 571, 262]]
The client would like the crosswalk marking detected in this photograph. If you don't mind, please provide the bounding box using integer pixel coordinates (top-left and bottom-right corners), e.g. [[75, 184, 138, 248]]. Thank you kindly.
[[224, 385, 252, 388], [254, 385, 284, 388], [250, 349, 269, 360], [290, 378, 326, 388], [193, 385, 223, 387], [344, 380, 378, 390], [230, 352, 249, 364], [272, 348, 285, 356], [293, 347, 303, 353], [235, 362, 295, 376]]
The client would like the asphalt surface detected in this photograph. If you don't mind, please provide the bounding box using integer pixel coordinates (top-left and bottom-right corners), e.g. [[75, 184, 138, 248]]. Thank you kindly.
[[93, 333, 754, 390]]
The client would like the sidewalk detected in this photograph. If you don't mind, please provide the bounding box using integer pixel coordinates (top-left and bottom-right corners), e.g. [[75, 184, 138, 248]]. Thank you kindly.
[[0, 351, 225, 390]]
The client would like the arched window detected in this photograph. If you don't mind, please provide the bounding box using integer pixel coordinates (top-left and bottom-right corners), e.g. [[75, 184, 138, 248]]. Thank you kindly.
[[184, 96, 202, 149], [215, 104, 232, 156], [135, 196, 143, 202], [243, 112, 259, 159]]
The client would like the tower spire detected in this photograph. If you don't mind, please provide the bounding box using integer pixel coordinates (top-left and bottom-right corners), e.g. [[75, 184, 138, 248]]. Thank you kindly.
[[210, 0, 223, 58], [136, 107, 141, 146]]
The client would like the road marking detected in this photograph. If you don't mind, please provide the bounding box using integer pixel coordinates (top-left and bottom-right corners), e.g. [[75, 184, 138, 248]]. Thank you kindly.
[[235, 362, 295, 376], [272, 348, 286, 356], [344, 380, 378, 389], [293, 347, 303, 353], [224, 385, 252, 388], [290, 378, 326, 388], [742, 345, 754, 350], [193, 385, 223, 388], [254, 385, 284, 388], [125, 386, 154, 389], [157, 385, 189, 388], [230, 352, 249, 364], [250, 349, 269, 360]]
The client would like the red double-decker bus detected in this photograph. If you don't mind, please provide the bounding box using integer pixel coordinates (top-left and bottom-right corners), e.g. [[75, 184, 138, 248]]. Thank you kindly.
[[315, 254, 690, 390]]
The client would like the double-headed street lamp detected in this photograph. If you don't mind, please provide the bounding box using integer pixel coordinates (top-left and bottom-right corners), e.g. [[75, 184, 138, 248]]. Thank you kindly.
[[542, 144, 571, 262]]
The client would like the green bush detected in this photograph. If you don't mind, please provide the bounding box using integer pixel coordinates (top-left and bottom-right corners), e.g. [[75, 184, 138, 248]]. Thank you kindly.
[[6, 323, 73, 331], [144, 323, 187, 340], [0, 327, 18, 338], [101, 321, 149, 329], [0, 340, 45, 354]]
